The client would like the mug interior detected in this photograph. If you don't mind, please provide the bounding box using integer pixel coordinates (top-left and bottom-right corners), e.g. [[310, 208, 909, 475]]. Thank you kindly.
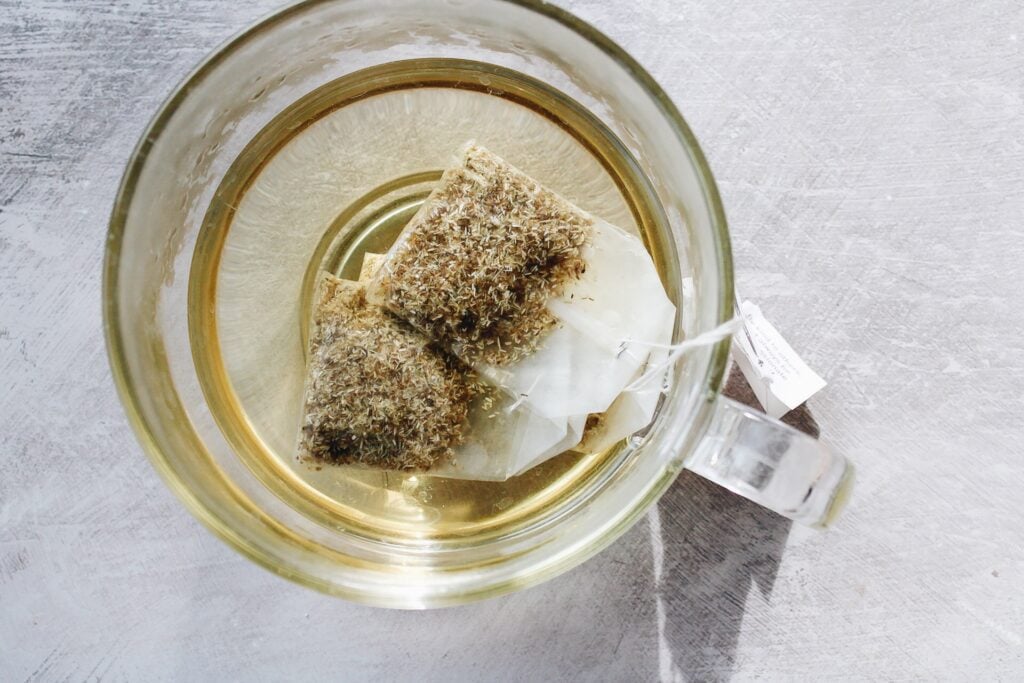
[[104, 0, 732, 607]]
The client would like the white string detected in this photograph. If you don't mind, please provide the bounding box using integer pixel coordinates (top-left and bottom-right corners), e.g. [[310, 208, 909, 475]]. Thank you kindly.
[[505, 374, 542, 413], [623, 317, 742, 392]]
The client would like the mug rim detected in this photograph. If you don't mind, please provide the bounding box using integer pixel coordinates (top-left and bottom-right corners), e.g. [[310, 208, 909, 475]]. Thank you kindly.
[[103, 0, 734, 605]]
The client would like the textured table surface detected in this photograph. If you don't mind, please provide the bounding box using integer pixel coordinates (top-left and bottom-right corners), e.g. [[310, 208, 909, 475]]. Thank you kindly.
[[2, 1, 1023, 680]]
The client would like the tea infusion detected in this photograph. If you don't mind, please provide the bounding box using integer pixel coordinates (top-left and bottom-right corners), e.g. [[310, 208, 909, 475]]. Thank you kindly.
[[189, 59, 678, 540]]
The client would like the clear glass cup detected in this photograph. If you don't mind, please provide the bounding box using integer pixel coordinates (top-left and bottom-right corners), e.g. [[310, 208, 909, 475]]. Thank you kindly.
[[104, 0, 852, 608]]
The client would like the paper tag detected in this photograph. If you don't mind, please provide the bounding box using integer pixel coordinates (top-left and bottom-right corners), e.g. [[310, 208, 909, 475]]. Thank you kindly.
[[731, 300, 826, 418]]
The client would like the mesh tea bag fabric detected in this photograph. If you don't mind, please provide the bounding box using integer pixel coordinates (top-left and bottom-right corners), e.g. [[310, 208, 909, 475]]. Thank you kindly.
[[299, 145, 698, 482], [298, 271, 588, 480], [367, 143, 677, 431], [473, 216, 677, 420], [297, 274, 470, 472]]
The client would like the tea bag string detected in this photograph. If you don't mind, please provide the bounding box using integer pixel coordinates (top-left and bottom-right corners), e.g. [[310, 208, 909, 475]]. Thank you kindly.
[[622, 317, 742, 392]]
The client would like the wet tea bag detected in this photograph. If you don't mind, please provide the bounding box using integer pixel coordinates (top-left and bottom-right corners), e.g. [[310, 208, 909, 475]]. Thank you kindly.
[[368, 143, 677, 433], [299, 145, 716, 482], [299, 270, 588, 480], [572, 312, 676, 454], [297, 274, 471, 472]]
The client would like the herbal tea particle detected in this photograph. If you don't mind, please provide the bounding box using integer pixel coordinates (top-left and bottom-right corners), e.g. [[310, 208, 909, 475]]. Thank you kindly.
[[298, 260, 587, 480], [298, 273, 471, 471], [369, 144, 591, 366], [370, 144, 677, 425], [354, 254, 585, 480]]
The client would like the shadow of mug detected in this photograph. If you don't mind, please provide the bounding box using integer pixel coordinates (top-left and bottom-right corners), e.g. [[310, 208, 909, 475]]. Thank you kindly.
[[652, 365, 818, 679]]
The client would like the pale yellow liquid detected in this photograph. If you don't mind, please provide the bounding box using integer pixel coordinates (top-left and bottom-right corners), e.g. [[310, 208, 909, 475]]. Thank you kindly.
[[189, 59, 672, 542]]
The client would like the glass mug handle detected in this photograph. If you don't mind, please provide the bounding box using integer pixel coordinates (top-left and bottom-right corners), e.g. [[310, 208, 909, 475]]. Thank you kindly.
[[685, 396, 854, 527]]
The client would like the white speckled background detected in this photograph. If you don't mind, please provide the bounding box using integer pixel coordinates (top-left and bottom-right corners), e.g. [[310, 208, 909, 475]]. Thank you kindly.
[[2, 1, 1023, 680]]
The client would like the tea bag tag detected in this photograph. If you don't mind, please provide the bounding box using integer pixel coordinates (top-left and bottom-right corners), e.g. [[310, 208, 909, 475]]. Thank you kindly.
[[731, 300, 826, 418]]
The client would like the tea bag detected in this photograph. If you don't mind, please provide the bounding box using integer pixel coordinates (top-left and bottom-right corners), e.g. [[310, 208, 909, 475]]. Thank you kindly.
[[474, 217, 677, 420], [368, 143, 677, 430], [297, 274, 471, 472], [573, 312, 676, 454], [298, 269, 588, 480], [301, 144, 688, 481]]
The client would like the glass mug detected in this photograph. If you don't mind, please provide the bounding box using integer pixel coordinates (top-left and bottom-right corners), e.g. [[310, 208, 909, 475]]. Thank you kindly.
[[104, 0, 852, 608]]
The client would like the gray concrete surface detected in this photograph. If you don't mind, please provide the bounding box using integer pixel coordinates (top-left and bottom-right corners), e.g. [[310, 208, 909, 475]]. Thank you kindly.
[[2, 0, 1023, 680]]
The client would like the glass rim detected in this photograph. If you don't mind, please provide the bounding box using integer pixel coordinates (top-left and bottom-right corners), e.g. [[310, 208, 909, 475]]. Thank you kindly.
[[103, 0, 734, 606]]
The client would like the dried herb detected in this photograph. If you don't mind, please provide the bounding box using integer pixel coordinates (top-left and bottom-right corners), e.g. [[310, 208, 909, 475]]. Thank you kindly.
[[298, 274, 471, 471], [372, 144, 592, 365]]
